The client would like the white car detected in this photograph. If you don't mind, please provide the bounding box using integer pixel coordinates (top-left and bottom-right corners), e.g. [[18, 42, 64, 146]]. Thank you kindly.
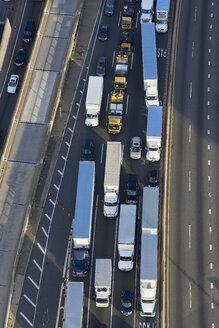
[[7, 75, 19, 94], [130, 136, 142, 159]]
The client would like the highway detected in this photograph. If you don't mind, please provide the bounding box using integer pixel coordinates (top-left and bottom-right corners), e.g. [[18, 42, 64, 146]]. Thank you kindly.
[[168, 0, 219, 327], [15, 0, 169, 327]]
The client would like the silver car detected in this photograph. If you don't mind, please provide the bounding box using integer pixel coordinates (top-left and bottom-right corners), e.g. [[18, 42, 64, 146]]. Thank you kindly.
[[130, 136, 142, 159]]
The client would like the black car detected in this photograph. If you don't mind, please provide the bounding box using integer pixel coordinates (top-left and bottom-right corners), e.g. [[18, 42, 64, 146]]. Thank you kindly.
[[121, 30, 134, 43], [121, 290, 133, 316], [98, 24, 109, 41], [149, 170, 158, 187], [81, 139, 94, 161], [126, 174, 138, 204], [14, 48, 26, 66], [96, 57, 107, 76], [23, 19, 35, 43], [122, 4, 134, 18], [72, 249, 89, 277]]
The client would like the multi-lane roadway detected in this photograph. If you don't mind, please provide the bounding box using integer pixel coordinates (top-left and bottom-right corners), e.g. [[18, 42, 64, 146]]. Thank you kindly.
[[15, 0, 168, 327]]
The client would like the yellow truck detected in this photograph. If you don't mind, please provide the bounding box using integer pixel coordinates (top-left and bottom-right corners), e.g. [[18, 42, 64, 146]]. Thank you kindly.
[[108, 102, 123, 134], [120, 42, 132, 55], [113, 76, 127, 90], [121, 16, 132, 29], [110, 90, 124, 102]]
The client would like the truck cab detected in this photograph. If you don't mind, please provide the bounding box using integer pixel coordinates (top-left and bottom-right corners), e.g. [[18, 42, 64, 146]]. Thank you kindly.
[[104, 193, 119, 217], [110, 90, 124, 103], [140, 0, 154, 23], [72, 249, 89, 277], [121, 16, 132, 29], [120, 42, 132, 54], [113, 76, 127, 90]]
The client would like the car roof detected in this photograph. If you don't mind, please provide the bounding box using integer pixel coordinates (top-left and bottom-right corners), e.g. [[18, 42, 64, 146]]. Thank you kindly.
[[132, 136, 140, 143], [84, 138, 93, 146], [128, 174, 137, 183], [123, 290, 131, 298]]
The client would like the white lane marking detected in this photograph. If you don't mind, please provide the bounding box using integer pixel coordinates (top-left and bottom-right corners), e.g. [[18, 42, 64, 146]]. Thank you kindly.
[[208, 145, 211, 150], [194, 7, 197, 21], [209, 36, 212, 41], [62, 223, 73, 278], [28, 276, 39, 290], [208, 60, 211, 66], [208, 160, 211, 165], [58, 169, 63, 176], [37, 242, 46, 255], [209, 226, 212, 233], [210, 24, 212, 29], [41, 227, 48, 238], [33, 259, 42, 271], [188, 225, 191, 248], [208, 176, 211, 181], [80, 90, 83, 94], [45, 213, 51, 221], [86, 195, 99, 328], [208, 130, 210, 135], [211, 13, 213, 17], [191, 41, 195, 57], [210, 244, 212, 250], [211, 282, 214, 288], [68, 127, 73, 133], [207, 115, 210, 120], [209, 49, 211, 53], [49, 199, 55, 206], [61, 155, 66, 161], [126, 94, 129, 114], [211, 2, 214, 6], [207, 101, 210, 106], [209, 209, 212, 215], [100, 144, 104, 164], [19, 312, 33, 327], [118, 11, 121, 27], [65, 141, 70, 147], [189, 282, 192, 308], [24, 294, 36, 308], [106, 93, 109, 112], [207, 87, 210, 92], [54, 184, 59, 191], [211, 302, 214, 309], [76, 102, 80, 106], [130, 52, 134, 70], [210, 263, 213, 270], [135, 12, 139, 28], [112, 51, 115, 67], [189, 171, 191, 192], [189, 82, 192, 98], [208, 74, 211, 78], [209, 192, 211, 197], [55, 282, 65, 328], [189, 124, 191, 143], [110, 208, 119, 328], [212, 324, 215, 328]]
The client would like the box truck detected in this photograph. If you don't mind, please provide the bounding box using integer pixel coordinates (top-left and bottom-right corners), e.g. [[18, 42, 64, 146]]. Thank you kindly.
[[95, 259, 112, 307], [72, 161, 95, 277], [64, 282, 84, 328], [141, 23, 159, 107], [142, 187, 159, 235], [140, 0, 154, 24], [118, 204, 137, 271], [140, 234, 157, 317], [104, 142, 122, 217], [156, 0, 170, 33], [85, 76, 103, 127], [146, 106, 162, 162]]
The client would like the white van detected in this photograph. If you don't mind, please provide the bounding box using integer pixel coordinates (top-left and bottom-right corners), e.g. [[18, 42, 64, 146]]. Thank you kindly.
[[140, 0, 154, 23]]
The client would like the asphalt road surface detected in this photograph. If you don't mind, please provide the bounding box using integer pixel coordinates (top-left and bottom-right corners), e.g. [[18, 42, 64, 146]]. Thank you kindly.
[[168, 0, 219, 327], [15, 0, 169, 327]]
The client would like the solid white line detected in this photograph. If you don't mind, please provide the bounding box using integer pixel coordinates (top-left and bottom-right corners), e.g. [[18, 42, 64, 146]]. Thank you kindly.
[[61, 155, 66, 161], [19, 312, 33, 327], [55, 282, 64, 328], [126, 95, 129, 114], [41, 227, 48, 238], [130, 52, 134, 70], [44, 213, 51, 221], [58, 169, 63, 176], [86, 195, 99, 328], [37, 242, 46, 255], [188, 225, 191, 248], [189, 171, 191, 192], [33, 259, 42, 272], [135, 12, 139, 29], [28, 276, 39, 290], [24, 294, 36, 308], [189, 124, 191, 143], [110, 209, 119, 328], [189, 82, 192, 98], [49, 199, 55, 206], [100, 144, 104, 164], [112, 51, 115, 68], [189, 282, 192, 308], [54, 184, 59, 190]]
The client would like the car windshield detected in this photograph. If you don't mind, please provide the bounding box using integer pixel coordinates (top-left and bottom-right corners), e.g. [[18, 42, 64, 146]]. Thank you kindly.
[[123, 300, 132, 307], [127, 190, 136, 196], [132, 147, 140, 152]]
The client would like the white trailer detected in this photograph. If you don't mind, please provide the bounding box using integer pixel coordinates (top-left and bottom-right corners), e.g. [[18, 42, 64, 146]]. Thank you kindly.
[[64, 282, 84, 328], [141, 23, 159, 107], [72, 161, 95, 277], [95, 259, 112, 307], [140, 0, 154, 24], [104, 142, 122, 217], [146, 106, 162, 162], [140, 234, 157, 317], [118, 204, 137, 271], [85, 76, 103, 127], [142, 187, 159, 235], [156, 0, 170, 33]]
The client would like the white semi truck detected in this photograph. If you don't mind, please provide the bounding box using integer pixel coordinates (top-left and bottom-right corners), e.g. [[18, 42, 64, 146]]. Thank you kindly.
[[95, 259, 112, 307], [140, 234, 157, 317], [141, 23, 159, 107], [142, 187, 159, 235], [117, 204, 137, 271], [85, 76, 103, 127], [64, 282, 84, 328], [146, 106, 163, 162], [72, 161, 95, 277], [156, 0, 170, 33], [140, 0, 154, 24], [104, 142, 122, 218]]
